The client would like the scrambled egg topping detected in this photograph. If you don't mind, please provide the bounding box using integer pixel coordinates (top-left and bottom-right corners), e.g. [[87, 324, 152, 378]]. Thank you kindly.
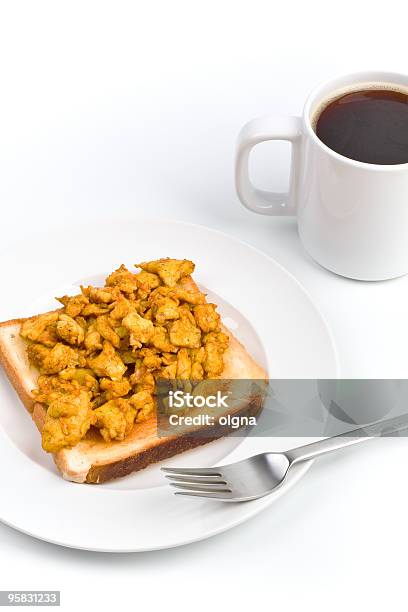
[[20, 259, 229, 453]]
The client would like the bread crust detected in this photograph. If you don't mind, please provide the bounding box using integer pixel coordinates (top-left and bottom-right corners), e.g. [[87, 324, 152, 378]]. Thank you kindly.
[[0, 317, 36, 413], [0, 300, 267, 483]]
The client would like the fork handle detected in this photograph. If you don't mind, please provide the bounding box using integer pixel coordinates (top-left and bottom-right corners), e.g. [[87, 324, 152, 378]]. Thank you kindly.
[[285, 413, 408, 465]]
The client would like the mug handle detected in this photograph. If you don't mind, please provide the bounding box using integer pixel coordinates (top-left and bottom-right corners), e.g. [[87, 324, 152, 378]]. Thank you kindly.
[[235, 116, 303, 216]]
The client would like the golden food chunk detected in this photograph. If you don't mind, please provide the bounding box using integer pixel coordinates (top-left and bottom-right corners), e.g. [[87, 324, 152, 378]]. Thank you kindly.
[[110, 297, 135, 321], [94, 399, 136, 442], [28, 342, 85, 374], [46, 390, 89, 418], [81, 286, 119, 304], [42, 389, 94, 452], [81, 303, 111, 317], [170, 288, 205, 305], [203, 343, 224, 377], [131, 371, 155, 393], [202, 333, 229, 377], [27, 344, 52, 371], [176, 348, 191, 379], [100, 377, 131, 399], [119, 349, 138, 364], [152, 297, 180, 324], [161, 352, 177, 366], [150, 326, 175, 352], [169, 315, 201, 349], [190, 346, 205, 380], [140, 305, 152, 319], [84, 325, 103, 352], [137, 258, 194, 287], [95, 315, 121, 348], [160, 362, 177, 379], [178, 303, 196, 322], [193, 303, 220, 333], [122, 311, 154, 347], [105, 264, 139, 293], [135, 271, 160, 291], [87, 341, 126, 381], [205, 331, 229, 351], [20, 312, 59, 344], [57, 314, 85, 346], [48, 344, 86, 373], [38, 326, 59, 347], [75, 316, 87, 330], [115, 325, 128, 339], [139, 348, 162, 370], [191, 362, 204, 380], [191, 346, 205, 363], [59, 368, 99, 394], [129, 390, 155, 422], [57, 294, 89, 318], [129, 364, 146, 387], [33, 375, 79, 404]]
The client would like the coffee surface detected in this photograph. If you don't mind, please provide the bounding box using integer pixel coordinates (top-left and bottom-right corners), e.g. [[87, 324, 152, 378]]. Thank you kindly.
[[315, 88, 408, 164]]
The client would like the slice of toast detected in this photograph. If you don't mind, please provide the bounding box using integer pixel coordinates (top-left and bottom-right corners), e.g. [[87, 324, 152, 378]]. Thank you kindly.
[[0, 281, 267, 483]]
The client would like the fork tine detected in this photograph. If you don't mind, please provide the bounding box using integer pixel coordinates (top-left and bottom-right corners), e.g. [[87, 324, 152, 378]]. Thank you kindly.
[[169, 482, 230, 491], [174, 490, 233, 500], [161, 466, 222, 476], [165, 474, 227, 485]]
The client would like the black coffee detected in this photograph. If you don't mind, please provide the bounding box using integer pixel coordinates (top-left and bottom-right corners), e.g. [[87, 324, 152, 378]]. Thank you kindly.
[[315, 88, 408, 164]]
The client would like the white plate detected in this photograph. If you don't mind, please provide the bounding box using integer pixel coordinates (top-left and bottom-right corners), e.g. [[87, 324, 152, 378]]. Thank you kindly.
[[0, 219, 338, 552]]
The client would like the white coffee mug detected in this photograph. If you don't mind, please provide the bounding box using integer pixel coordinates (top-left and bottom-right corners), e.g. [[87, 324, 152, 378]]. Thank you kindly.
[[235, 71, 408, 281]]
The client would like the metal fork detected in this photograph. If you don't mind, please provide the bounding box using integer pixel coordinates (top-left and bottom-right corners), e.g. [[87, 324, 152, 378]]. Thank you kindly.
[[162, 413, 408, 501]]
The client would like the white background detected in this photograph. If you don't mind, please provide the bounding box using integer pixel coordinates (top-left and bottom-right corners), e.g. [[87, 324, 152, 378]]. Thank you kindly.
[[1, 1, 408, 610]]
